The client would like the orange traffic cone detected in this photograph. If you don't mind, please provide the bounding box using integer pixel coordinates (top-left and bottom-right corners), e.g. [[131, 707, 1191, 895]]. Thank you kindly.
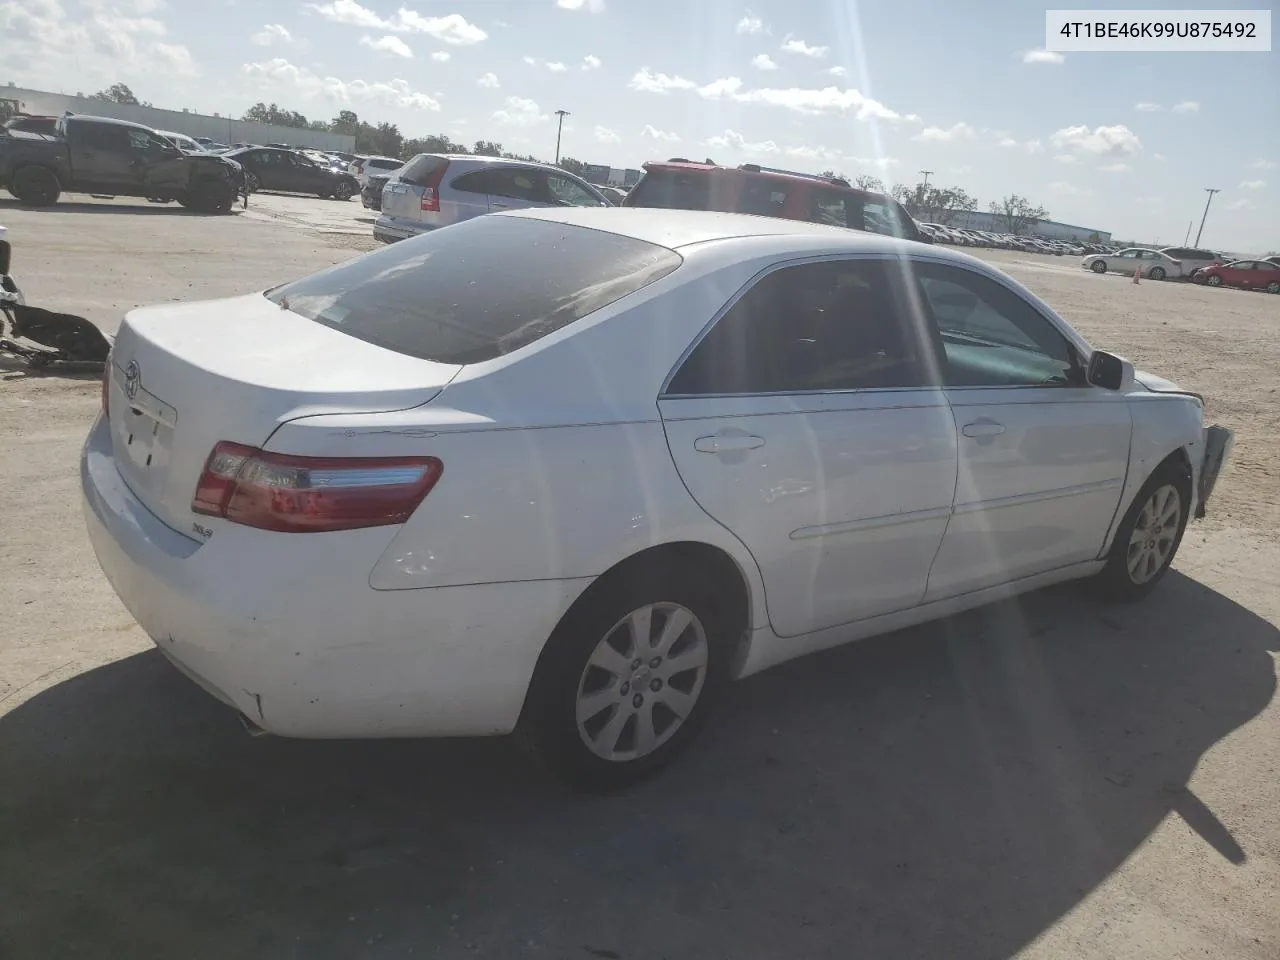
[[1132, 262, 1141, 284]]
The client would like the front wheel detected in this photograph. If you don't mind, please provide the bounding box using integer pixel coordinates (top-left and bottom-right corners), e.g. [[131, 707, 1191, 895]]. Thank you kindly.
[[1149, 266, 1166, 281], [1097, 460, 1191, 601], [332, 180, 354, 201], [1206, 274, 1223, 287], [521, 567, 732, 791], [1267, 281, 1280, 294], [244, 172, 261, 194], [1091, 260, 1107, 274]]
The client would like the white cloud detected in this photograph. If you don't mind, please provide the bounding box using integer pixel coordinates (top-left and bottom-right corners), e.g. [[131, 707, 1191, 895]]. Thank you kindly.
[[1022, 48, 1064, 64], [431, 50, 450, 62], [735, 11, 764, 34], [1226, 198, 1251, 211], [781, 36, 828, 58], [582, 54, 601, 70], [1053, 154, 1079, 164], [1251, 158, 1277, 170], [998, 136, 1019, 148], [1153, 153, 1165, 161], [827, 65, 846, 77], [306, 2, 487, 45], [698, 76, 744, 98], [706, 128, 779, 155], [641, 124, 680, 142], [556, 0, 605, 11], [733, 85, 901, 120], [1049, 124, 1141, 157], [751, 53, 778, 70], [1134, 102, 1162, 111], [594, 125, 621, 143], [477, 72, 499, 88], [492, 95, 547, 126], [522, 55, 537, 65], [546, 61, 568, 72], [360, 34, 413, 58], [1025, 139, 1044, 153], [629, 66, 697, 93], [1099, 162, 1130, 172], [1, 0, 200, 84], [914, 122, 975, 142], [241, 57, 439, 109], [251, 23, 293, 46], [1238, 179, 1266, 190], [1171, 100, 1199, 113], [852, 156, 900, 170]]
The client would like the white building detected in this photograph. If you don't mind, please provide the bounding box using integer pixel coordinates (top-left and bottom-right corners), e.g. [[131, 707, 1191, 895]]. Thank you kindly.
[[1, 83, 355, 153], [935, 209, 1111, 243]]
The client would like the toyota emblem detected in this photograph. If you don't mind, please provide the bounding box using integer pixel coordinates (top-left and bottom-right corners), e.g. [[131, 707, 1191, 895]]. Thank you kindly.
[[124, 360, 141, 400]]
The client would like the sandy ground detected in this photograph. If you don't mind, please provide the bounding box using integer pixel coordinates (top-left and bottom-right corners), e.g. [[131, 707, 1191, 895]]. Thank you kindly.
[[0, 193, 1277, 960]]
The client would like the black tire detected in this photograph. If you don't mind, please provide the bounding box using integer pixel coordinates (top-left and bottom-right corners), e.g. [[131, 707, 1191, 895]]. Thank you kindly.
[[182, 182, 234, 214], [1267, 281, 1280, 295], [1091, 260, 1107, 274], [520, 564, 734, 791], [1149, 266, 1166, 281], [1206, 274, 1223, 287], [333, 180, 355, 201], [11, 166, 61, 207], [1097, 458, 1192, 602]]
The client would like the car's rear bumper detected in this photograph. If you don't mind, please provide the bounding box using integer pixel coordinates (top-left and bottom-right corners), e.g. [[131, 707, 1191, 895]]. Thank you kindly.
[[1195, 424, 1234, 519], [81, 414, 591, 738], [373, 215, 432, 244]]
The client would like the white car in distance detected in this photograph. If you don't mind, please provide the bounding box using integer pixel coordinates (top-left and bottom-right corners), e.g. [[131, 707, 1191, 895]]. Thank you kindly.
[[83, 209, 1233, 790], [1083, 247, 1183, 280]]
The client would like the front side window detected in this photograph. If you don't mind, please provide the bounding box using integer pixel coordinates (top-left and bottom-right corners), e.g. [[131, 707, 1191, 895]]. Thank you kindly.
[[912, 263, 1082, 388], [547, 174, 606, 207], [809, 190, 850, 228], [485, 168, 544, 202], [667, 259, 927, 396]]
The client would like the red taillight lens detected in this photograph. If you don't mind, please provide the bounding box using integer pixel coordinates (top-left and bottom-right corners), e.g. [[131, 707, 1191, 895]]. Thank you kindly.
[[192, 442, 442, 533], [420, 186, 439, 212]]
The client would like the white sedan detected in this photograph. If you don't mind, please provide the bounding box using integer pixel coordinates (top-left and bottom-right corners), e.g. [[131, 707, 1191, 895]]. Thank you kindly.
[[1082, 247, 1184, 280], [83, 209, 1233, 790]]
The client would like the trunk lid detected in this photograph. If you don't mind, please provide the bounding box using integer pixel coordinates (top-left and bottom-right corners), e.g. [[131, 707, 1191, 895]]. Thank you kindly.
[[106, 292, 460, 538]]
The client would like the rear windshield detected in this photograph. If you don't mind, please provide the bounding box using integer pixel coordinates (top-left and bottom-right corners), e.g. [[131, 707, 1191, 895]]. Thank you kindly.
[[400, 154, 448, 185], [265, 216, 682, 364], [627, 169, 714, 209]]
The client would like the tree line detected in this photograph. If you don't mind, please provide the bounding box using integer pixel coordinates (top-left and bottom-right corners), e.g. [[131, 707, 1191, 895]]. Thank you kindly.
[[822, 170, 1051, 236]]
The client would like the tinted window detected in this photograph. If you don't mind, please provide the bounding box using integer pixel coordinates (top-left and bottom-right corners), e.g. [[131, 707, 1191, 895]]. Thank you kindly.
[[1256, 262, 1278, 272], [77, 122, 129, 151], [667, 260, 927, 395], [486, 168, 546, 202], [368, 158, 402, 171], [809, 189, 851, 228], [912, 263, 1081, 387], [450, 170, 495, 195], [266, 216, 682, 364], [547, 174, 605, 207], [400, 154, 449, 185], [626, 169, 713, 210], [736, 178, 791, 217]]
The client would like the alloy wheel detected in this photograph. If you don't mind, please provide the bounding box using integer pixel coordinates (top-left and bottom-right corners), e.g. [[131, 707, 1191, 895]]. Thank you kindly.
[[1126, 484, 1181, 585], [575, 602, 709, 762]]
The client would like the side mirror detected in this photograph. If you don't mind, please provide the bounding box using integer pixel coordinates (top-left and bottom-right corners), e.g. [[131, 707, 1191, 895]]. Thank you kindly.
[[1087, 350, 1135, 392]]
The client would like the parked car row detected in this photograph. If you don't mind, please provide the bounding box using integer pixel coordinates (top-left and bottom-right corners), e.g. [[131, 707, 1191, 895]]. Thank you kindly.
[[919, 222, 1115, 257], [1080, 245, 1278, 290]]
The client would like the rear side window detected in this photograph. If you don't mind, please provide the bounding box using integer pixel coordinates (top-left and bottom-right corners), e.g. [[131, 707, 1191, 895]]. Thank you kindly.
[[736, 178, 791, 217], [368, 158, 401, 171], [266, 217, 682, 364], [626, 169, 713, 210], [451, 170, 497, 195], [400, 154, 449, 186]]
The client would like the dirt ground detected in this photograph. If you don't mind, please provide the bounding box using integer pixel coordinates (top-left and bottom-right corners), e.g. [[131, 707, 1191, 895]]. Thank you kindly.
[[1, 194, 1277, 960]]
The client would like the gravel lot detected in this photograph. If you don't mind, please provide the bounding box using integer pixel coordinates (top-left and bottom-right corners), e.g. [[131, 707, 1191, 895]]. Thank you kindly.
[[1, 193, 1277, 960]]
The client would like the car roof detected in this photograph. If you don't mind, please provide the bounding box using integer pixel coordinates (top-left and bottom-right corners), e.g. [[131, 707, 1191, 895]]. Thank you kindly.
[[641, 160, 871, 192], [498, 206, 954, 255], [65, 114, 156, 132]]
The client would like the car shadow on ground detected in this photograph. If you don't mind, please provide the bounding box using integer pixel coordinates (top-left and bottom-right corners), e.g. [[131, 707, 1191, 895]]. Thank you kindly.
[[0, 198, 239, 217], [0, 353, 106, 381], [0, 573, 1274, 959]]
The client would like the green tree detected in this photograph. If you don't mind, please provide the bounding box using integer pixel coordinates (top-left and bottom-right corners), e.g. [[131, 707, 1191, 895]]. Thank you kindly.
[[558, 156, 585, 176], [330, 110, 360, 137], [404, 133, 468, 156], [91, 82, 149, 106], [242, 102, 310, 129], [854, 175, 885, 192], [988, 194, 1049, 235], [472, 139, 503, 157]]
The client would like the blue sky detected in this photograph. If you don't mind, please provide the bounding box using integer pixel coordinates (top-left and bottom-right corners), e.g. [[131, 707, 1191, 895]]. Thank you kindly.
[[3, 0, 1277, 250]]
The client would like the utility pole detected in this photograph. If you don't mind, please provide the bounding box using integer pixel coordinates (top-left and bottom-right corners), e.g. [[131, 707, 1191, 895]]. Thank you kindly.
[[1193, 188, 1220, 247], [1183, 220, 1192, 244], [554, 109, 570, 165], [917, 169, 933, 215]]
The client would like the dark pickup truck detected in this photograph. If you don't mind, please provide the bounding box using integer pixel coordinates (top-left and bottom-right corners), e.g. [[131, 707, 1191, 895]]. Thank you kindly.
[[0, 115, 245, 213]]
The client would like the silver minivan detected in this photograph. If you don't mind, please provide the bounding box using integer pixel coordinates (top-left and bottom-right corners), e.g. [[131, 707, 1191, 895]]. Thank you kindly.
[[374, 155, 609, 243]]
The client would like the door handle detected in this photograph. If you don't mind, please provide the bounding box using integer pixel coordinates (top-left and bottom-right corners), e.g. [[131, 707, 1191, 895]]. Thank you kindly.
[[490, 202, 509, 209], [694, 434, 765, 454], [962, 419, 1006, 438]]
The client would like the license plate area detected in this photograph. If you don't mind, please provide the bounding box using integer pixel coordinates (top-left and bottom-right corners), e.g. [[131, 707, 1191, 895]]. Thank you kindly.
[[113, 385, 178, 493]]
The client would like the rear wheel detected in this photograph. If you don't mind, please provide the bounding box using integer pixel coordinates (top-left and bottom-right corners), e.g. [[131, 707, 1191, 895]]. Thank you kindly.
[[11, 166, 61, 207], [1097, 459, 1191, 601], [244, 172, 261, 194], [332, 180, 355, 201], [1091, 260, 1107, 274], [521, 565, 732, 791], [1149, 266, 1166, 281], [1267, 281, 1280, 294]]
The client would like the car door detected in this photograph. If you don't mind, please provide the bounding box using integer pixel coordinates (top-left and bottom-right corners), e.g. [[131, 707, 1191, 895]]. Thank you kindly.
[[1254, 261, 1280, 291], [907, 261, 1132, 600], [1112, 249, 1140, 274], [658, 257, 958, 638], [244, 150, 279, 190], [1224, 261, 1253, 287], [285, 153, 324, 193], [127, 128, 187, 196], [72, 122, 135, 192], [482, 166, 553, 213]]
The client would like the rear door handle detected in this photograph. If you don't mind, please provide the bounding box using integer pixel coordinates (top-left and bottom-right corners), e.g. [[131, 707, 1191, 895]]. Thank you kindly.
[[694, 434, 765, 454], [962, 419, 1006, 438]]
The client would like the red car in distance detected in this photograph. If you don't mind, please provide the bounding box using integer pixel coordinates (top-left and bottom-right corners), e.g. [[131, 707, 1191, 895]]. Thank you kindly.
[[1194, 259, 1280, 293]]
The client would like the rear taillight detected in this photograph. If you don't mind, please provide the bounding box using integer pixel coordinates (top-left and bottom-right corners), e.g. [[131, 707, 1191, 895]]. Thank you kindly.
[[192, 441, 442, 533], [417, 160, 449, 213]]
